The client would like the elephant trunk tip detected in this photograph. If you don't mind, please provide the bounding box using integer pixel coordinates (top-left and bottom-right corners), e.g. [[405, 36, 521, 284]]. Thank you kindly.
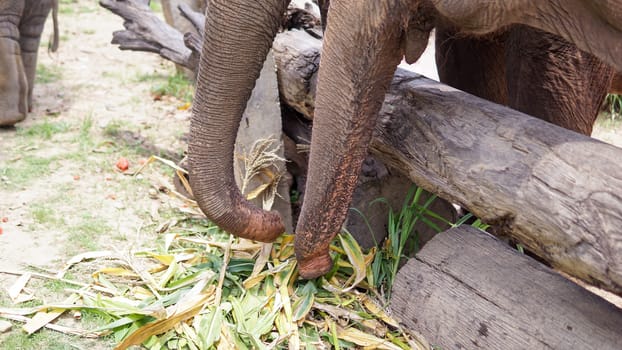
[[297, 251, 333, 279], [238, 209, 285, 243]]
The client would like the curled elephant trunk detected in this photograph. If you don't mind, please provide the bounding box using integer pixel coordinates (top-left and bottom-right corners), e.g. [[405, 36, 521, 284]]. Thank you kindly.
[[188, 0, 290, 242]]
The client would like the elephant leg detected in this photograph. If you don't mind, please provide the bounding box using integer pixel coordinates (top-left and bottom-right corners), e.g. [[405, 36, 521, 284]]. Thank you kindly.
[[505, 25, 614, 136], [0, 1, 27, 126], [435, 23, 508, 105], [294, 1, 413, 279], [19, 0, 54, 112]]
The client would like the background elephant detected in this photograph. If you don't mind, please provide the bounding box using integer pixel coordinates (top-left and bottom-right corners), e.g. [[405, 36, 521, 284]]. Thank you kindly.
[[0, 0, 58, 126], [436, 24, 618, 136], [189, 0, 622, 278]]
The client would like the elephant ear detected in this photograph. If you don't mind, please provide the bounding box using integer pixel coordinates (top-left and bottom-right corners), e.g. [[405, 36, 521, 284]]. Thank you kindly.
[[401, 5, 435, 64]]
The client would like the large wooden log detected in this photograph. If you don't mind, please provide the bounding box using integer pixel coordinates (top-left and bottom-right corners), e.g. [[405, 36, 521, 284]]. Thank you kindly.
[[99, 4, 622, 294], [99, 0, 195, 69], [391, 226, 622, 349], [371, 71, 622, 295]]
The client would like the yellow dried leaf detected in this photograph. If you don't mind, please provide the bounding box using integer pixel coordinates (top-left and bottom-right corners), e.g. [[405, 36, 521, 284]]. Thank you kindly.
[[94, 267, 138, 277], [245, 183, 270, 200], [336, 325, 402, 350], [114, 291, 212, 350], [242, 271, 269, 290], [23, 294, 80, 335], [57, 251, 115, 278], [148, 265, 168, 274], [338, 233, 366, 292], [177, 102, 191, 111], [147, 253, 175, 266], [131, 286, 155, 300], [360, 294, 399, 328]]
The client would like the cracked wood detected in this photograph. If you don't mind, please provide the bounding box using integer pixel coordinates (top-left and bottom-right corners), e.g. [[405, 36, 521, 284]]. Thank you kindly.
[[391, 226, 622, 349]]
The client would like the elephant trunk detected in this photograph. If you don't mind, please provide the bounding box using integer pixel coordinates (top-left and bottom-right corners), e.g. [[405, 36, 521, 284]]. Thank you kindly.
[[294, 1, 409, 279], [188, 0, 289, 242]]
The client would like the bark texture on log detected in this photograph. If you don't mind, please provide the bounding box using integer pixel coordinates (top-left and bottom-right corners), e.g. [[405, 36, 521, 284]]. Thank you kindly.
[[99, 0, 194, 69], [391, 226, 622, 350], [372, 71, 622, 294], [160, 0, 205, 79], [273, 30, 321, 119]]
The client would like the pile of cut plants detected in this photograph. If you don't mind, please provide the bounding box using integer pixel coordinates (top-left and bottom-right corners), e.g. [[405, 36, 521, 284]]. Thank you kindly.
[[0, 155, 443, 350]]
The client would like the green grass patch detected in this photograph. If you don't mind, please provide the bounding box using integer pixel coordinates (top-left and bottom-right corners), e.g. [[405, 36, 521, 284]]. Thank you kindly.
[[30, 204, 65, 226], [1, 156, 55, 187], [43, 279, 75, 294], [0, 328, 77, 350], [149, 0, 163, 13], [102, 119, 128, 137], [66, 214, 112, 251], [369, 186, 448, 298], [136, 72, 194, 103], [18, 119, 70, 140], [76, 115, 94, 150], [35, 64, 63, 84], [605, 93, 622, 120], [58, 0, 98, 15]]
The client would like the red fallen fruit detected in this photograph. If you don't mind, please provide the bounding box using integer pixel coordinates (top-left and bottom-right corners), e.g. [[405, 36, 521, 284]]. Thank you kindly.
[[116, 157, 130, 171], [1, 217, 7, 223], [0, 227, 3, 235]]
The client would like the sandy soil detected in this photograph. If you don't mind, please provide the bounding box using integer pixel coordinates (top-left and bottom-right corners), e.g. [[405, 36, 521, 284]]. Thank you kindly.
[[0, 1, 191, 347], [1, 2, 189, 269]]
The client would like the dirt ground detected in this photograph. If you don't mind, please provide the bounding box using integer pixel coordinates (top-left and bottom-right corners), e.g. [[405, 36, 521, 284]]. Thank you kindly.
[[0, 1, 193, 347], [0, 0, 621, 348]]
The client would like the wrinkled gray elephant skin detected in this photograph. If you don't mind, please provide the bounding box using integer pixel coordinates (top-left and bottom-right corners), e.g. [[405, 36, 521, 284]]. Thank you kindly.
[[189, 0, 622, 279], [0, 0, 58, 126]]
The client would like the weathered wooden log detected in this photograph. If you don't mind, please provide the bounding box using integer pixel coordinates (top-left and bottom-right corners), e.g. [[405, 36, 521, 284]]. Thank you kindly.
[[273, 30, 322, 119], [371, 71, 622, 295], [99, 0, 195, 69], [100, 3, 622, 294], [160, 0, 206, 79], [98, 0, 321, 75], [391, 226, 622, 349]]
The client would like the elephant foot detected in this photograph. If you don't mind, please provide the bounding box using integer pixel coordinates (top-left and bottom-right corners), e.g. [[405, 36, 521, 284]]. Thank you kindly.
[[0, 112, 26, 127], [298, 251, 333, 279]]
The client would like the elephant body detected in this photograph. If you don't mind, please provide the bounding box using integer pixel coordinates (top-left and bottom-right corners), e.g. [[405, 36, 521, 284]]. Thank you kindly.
[[0, 0, 58, 126], [436, 24, 617, 136], [190, 0, 622, 278]]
